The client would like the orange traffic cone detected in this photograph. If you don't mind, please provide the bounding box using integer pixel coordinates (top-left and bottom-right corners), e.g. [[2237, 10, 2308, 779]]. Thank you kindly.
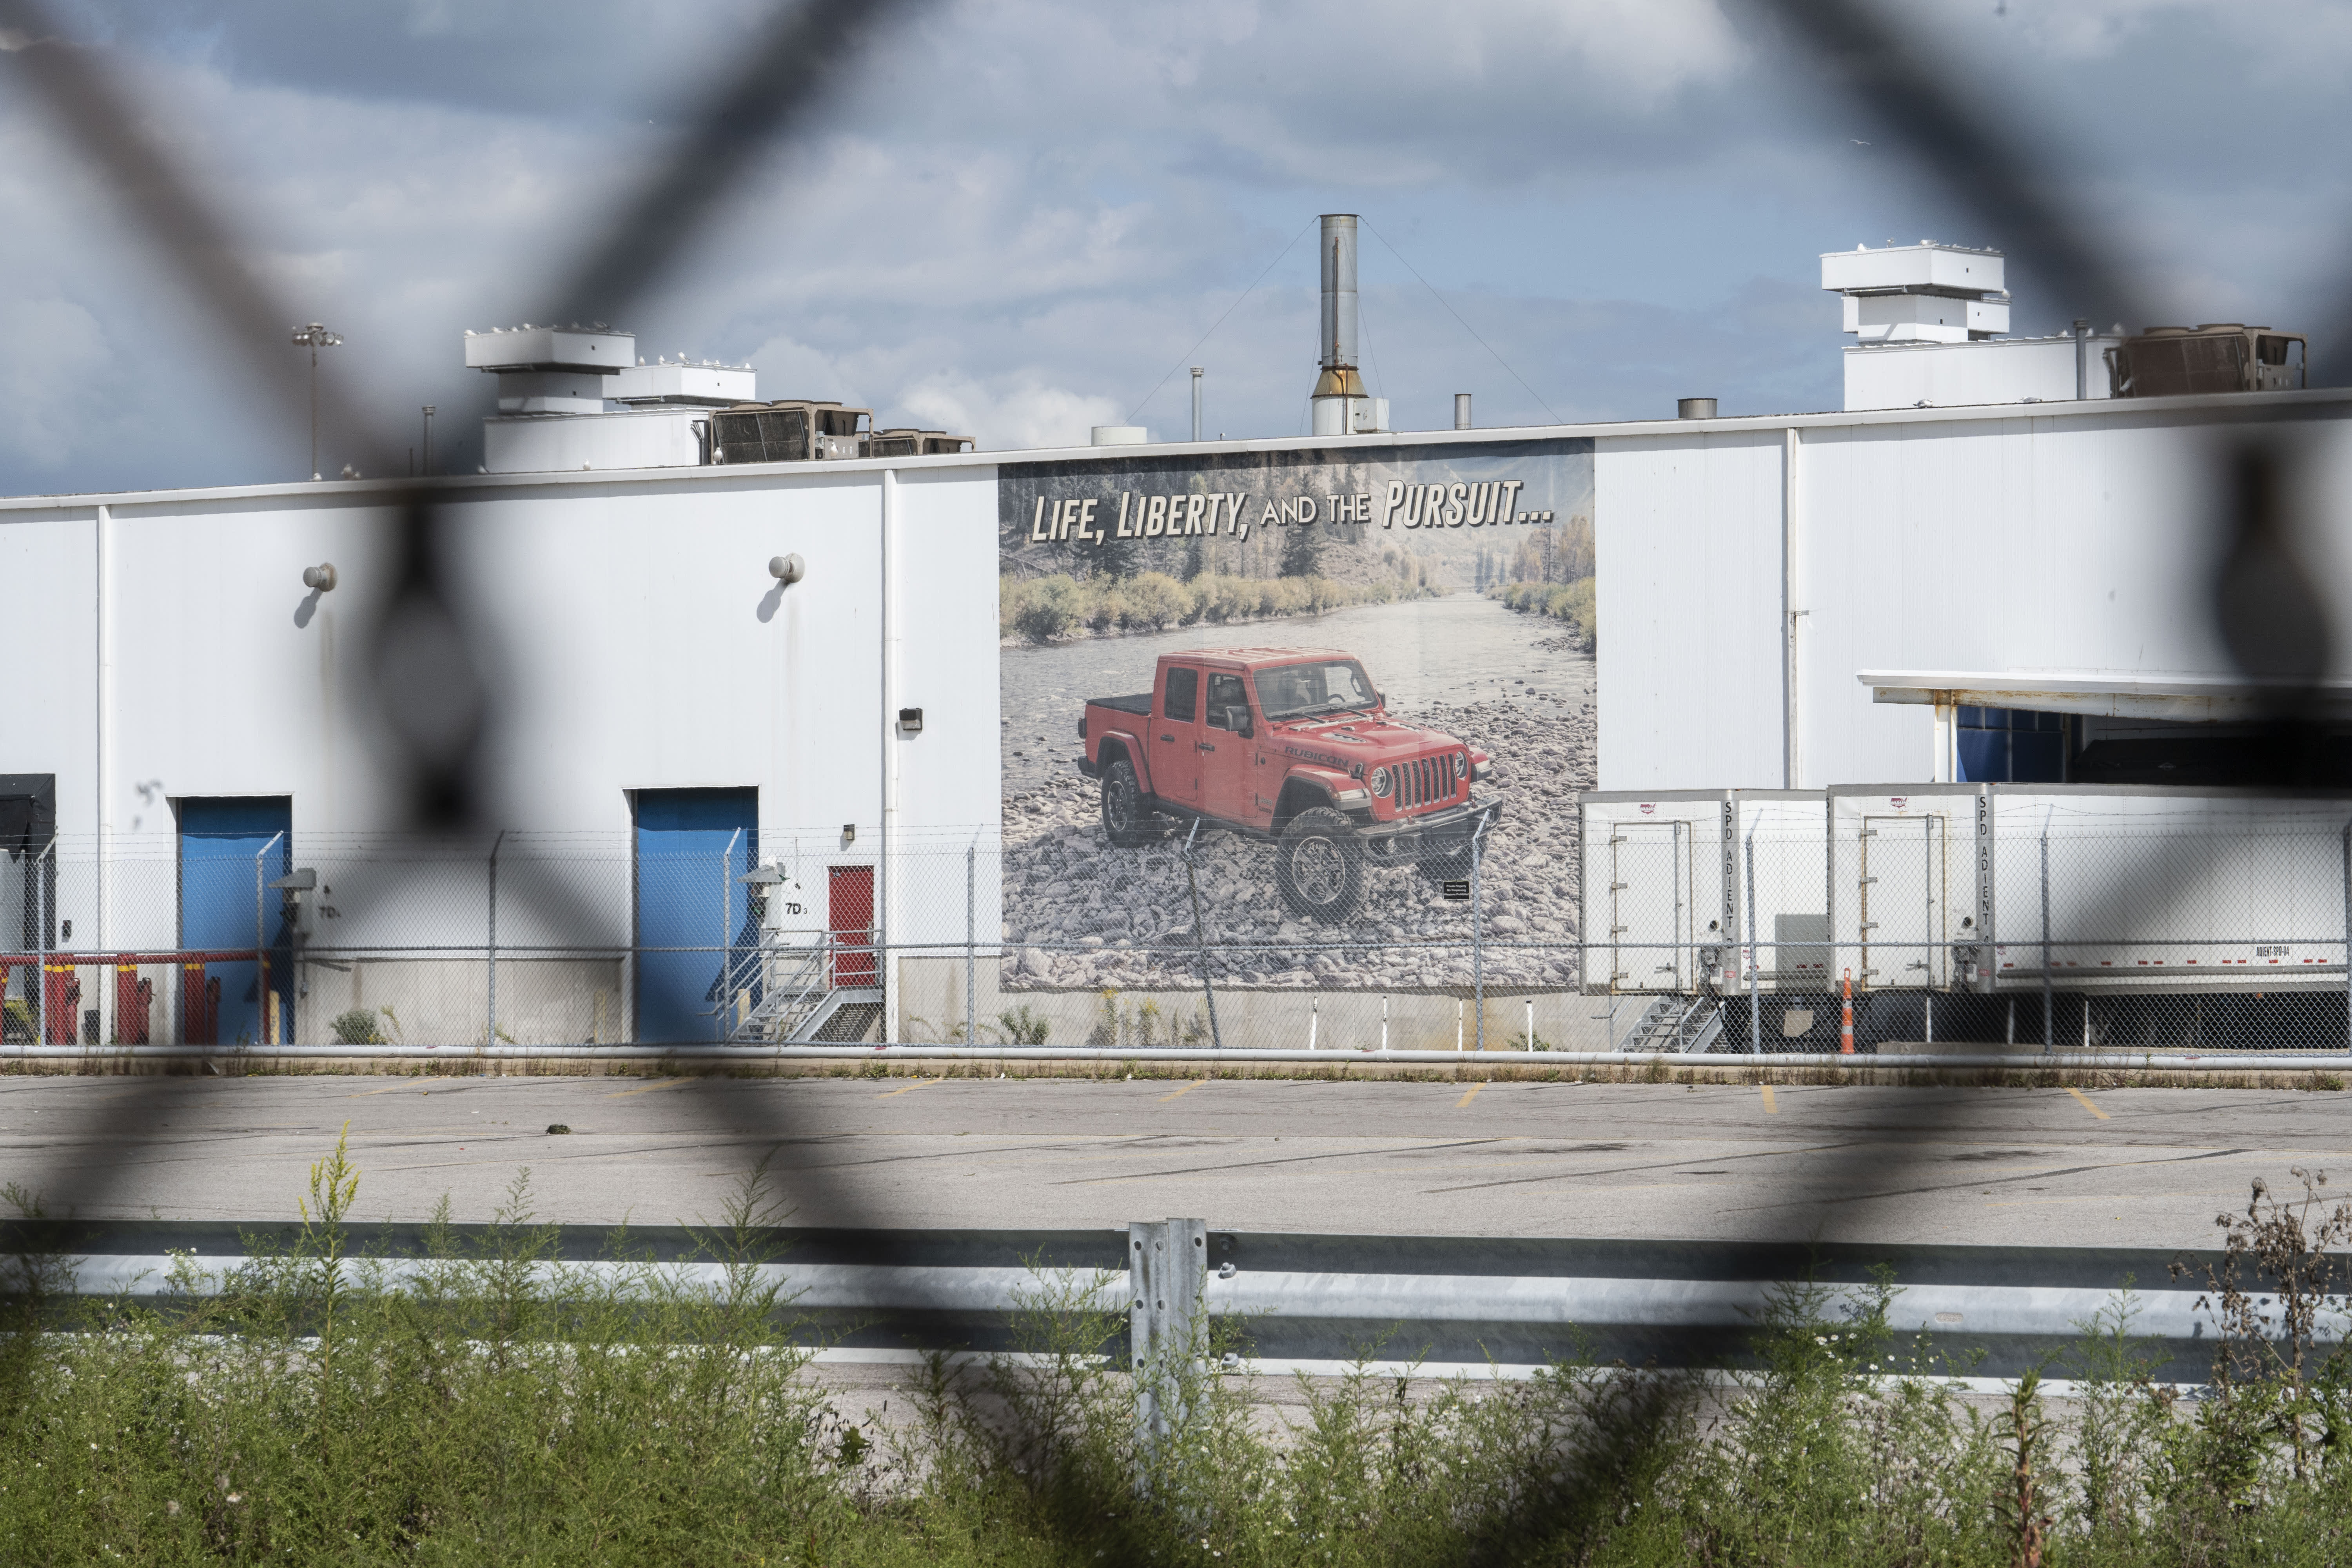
[[1840, 969, 1856, 1055]]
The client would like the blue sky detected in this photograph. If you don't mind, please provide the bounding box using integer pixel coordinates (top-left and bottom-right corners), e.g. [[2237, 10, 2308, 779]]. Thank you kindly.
[[2, 0, 2346, 493]]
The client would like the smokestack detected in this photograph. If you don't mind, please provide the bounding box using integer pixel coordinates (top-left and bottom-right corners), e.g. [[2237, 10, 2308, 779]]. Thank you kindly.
[[1319, 216, 1359, 381], [1311, 215, 1385, 437]]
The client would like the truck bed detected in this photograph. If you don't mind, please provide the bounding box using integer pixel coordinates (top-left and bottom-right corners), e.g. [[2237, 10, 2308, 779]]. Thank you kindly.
[[1091, 693, 1152, 716]]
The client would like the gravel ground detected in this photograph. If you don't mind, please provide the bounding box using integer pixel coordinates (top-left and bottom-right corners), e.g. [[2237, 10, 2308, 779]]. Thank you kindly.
[[1001, 653, 1596, 992]]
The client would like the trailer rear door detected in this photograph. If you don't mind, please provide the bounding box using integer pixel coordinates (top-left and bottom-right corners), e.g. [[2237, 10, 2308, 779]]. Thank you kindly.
[[1577, 793, 1728, 995]]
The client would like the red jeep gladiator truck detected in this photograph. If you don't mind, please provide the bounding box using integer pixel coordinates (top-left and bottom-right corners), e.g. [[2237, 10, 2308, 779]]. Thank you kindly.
[[1076, 648, 1497, 922]]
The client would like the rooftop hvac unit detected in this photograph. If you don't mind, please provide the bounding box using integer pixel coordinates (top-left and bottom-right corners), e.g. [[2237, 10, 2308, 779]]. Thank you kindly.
[[867, 428, 976, 458], [2108, 325, 2308, 398], [704, 401, 873, 464]]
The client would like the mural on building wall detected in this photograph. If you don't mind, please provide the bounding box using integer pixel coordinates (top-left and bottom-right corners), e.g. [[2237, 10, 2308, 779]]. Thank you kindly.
[[997, 438, 1598, 1009]]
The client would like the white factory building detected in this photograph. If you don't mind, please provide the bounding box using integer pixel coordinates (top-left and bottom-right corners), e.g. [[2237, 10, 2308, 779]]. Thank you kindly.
[[2, 233, 2341, 1046]]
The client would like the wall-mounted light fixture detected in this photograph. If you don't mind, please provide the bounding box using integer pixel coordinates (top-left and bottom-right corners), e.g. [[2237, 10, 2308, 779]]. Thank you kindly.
[[840, 823, 856, 845], [898, 707, 924, 734], [769, 553, 805, 585], [301, 563, 338, 592]]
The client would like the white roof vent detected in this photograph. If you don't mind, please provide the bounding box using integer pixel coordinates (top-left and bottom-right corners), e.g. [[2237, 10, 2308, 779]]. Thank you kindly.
[[1822, 241, 2010, 344]]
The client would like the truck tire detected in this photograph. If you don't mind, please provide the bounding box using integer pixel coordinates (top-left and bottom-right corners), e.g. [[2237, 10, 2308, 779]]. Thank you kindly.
[[1099, 758, 1160, 847], [1276, 807, 1365, 923]]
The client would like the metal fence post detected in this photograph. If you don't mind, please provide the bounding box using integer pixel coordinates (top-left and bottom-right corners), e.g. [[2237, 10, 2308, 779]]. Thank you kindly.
[[487, 830, 505, 1048], [1129, 1216, 1207, 1491], [32, 835, 54, 1047], [965, 835, 976, 1045], [2341, 819, 2351, 1050], [254, 831, 283, 1047], [719, 828, 741, 1043], [1179, 818, 1223, 1050], [1471, 812, 1490, 1052], [1745, 825, 1761, 1053], [2040, 813, 2054, 1052]]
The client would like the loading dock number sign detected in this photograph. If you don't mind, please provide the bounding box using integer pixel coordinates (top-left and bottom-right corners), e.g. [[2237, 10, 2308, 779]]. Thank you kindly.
[[1442, 879, 1472, 902]]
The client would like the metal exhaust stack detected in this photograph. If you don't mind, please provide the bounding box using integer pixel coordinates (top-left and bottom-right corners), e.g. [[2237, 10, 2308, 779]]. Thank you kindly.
[[1311, 215, 1386, 436]]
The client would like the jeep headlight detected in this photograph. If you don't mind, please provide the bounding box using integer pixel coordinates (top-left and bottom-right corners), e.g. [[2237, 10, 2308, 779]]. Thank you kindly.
[[1454, 751, 1468, 779], [1368, 766, 1392, 797]]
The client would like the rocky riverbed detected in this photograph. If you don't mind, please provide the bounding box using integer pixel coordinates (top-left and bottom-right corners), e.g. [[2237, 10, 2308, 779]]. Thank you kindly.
[[1000, 682, 1595, 992]]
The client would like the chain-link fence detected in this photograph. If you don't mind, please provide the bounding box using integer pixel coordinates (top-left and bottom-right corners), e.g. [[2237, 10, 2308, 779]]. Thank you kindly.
[[0, 823, 1586, 1053], [10, 788, 2352, 1053], [1585, 785, 2352, 1054]]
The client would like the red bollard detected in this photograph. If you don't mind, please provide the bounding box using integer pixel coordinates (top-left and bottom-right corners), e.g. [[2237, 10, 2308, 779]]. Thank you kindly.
[[116, 965, 151, 1046], [1840, 968, 1856, 1055], [44, 962, 82, 1045]]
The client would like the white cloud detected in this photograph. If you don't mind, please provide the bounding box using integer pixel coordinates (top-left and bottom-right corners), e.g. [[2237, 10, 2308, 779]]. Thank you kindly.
[[0, 298, 111, 471], [898, 373, 1122, 452], [0, 0, 2344, 493]]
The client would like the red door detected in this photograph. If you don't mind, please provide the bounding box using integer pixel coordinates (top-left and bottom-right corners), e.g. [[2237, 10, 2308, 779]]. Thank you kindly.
[[1152, 663, 1204, 811], [829, 865, 876, 986], [1200, 669, 1258, 825]]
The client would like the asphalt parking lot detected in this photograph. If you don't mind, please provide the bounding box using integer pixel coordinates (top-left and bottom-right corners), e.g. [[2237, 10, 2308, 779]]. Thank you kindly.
[[2, 1071, 2345, 1249]]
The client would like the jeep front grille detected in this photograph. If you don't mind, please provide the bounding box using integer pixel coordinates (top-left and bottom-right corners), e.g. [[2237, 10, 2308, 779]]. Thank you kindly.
[[1396, 755, 1453, 812]]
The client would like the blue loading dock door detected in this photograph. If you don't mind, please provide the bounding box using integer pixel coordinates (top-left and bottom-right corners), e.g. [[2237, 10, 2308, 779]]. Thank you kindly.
[[633, 789, 758, 1043], [1956, 707, 2066, 784], [178, 797, 292, 1047]]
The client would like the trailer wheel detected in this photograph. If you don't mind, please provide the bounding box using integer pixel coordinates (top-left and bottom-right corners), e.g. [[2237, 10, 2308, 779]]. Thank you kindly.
[[1276, 808, 1365, 923], [1099, 758, 1161, 847]]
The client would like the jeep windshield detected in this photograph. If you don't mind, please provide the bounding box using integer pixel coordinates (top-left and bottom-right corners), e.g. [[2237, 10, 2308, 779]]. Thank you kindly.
[[1252, 659, 1377, 721]]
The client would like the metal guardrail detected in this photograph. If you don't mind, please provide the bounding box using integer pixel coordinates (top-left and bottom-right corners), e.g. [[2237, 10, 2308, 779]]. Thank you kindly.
[[2, 1219, 2319, 1385], [5, 1042, 2350, 1072]]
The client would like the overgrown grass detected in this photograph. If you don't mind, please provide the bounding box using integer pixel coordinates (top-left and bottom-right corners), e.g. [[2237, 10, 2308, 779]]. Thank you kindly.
[[4, 1149, 2352, 1563]]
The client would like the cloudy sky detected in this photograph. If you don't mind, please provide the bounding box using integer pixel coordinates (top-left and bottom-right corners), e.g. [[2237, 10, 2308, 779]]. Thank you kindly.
[[1, 0, 2345, 495]]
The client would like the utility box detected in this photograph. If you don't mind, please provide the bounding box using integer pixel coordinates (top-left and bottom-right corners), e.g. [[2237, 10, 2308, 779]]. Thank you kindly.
[[868, 428, 977, 458], [2108, 325, 2307, 397], [706, 401, 873, 464]]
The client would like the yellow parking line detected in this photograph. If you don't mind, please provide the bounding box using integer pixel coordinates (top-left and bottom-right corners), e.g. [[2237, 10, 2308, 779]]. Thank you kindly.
[[1158, 1078, 1210, 1103], [2066, 1086, 2110, 1121], [604, 1077, 691, 1099], [1759, 1085, 1778, 1115], [877, 1077, 940, 1100], [1456, 1081, 1485, 1109]]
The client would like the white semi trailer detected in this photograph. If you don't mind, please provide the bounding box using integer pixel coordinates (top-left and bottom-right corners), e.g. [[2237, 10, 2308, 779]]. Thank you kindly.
[[1581, 785, 2352, 1051], [1577, 790, 1828, 998], [1983, 788, 2352, 992]]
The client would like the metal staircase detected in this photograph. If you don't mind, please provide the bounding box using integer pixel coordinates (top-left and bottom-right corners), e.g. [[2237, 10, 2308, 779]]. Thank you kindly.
[[1616, 995, 1725, 1055], [719, 934, 884, 1044]]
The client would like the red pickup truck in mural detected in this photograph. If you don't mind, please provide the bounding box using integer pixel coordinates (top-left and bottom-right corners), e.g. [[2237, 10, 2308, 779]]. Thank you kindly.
[[1077, 648, 1497, 922]]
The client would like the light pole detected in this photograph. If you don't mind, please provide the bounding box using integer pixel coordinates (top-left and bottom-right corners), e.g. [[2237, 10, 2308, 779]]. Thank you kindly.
[[290, 323, 343, 480]]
